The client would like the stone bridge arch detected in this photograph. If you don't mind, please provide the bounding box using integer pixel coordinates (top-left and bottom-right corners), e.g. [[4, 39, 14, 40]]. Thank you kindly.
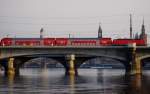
[[137, 55, 150, 67], [138, 55, 150, 61], [23, 57, 64, 68], [0, 55, 68, 75], [135, 48, 150, 66]]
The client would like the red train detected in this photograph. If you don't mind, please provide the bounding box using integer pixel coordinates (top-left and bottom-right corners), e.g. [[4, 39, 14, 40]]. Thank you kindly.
[[0, 37, 146, 46]]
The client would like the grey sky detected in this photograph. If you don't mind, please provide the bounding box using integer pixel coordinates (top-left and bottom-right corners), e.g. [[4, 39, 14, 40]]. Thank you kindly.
[[0, 0, 150, 40]]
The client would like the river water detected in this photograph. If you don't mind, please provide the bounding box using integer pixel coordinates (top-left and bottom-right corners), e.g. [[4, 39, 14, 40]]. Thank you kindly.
[[0, 68, 150, 94]]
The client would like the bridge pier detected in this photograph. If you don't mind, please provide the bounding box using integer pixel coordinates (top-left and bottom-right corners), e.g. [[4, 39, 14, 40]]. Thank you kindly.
[[128, 43, 142, 75], [130, 57, 142, 75], [4, 58, 21, 76], [5, 58, 15, 76], [65, 54, 77, 75]]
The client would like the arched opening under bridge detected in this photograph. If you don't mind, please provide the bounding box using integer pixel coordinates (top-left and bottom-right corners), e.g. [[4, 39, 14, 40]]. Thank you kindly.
[[140, 56, 150, 74], [78, 57, 128, 75], [23, 57, 64, 68]]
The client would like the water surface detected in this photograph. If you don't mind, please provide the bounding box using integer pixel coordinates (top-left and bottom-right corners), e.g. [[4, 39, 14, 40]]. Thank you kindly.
[[0, 68, 150, 94]]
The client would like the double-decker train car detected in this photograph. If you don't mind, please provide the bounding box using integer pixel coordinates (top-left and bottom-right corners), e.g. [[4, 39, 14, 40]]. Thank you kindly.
[[0, 38, 42, 46], [15, 38, 42, 46], [69, 38, 97, 46], [112, 39, 146, 46], [68, 38, 112, 46]]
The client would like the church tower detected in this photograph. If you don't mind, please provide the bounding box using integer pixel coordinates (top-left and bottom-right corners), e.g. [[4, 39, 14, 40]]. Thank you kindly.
[[141, 18, 146, 38], [140, 18, 147, 45], [130, 14, 133, 39], [98, 24, 102, 38], [40, 28, 44, 38]]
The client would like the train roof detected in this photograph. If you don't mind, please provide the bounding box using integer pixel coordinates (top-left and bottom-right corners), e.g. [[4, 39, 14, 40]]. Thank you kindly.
[[69, 37, 111, 40], [11, 38, 42, 40], [1, 37, 112, 40], [114, 38, 143, 40]]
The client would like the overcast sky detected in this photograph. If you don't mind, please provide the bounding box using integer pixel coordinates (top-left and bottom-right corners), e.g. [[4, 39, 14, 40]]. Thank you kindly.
[[0, 0, 150, 40]]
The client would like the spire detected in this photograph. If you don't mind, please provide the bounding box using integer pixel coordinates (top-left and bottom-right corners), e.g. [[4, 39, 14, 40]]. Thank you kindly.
[[141, 18, 145, 34], [143, 17, 144, 25], [98, 23, 102, 38], [40, 28, 44, 38], [130, 14, 132, 39], [140, 17, 147, 44], [140, 18, 146, 39]]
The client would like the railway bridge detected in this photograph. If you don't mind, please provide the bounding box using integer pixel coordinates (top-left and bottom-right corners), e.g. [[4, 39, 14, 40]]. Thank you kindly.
[[0, 45, 150, 76]]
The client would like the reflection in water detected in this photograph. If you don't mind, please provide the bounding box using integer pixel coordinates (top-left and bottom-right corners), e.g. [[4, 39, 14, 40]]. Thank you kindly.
[[69, 74, 75, 94], [123, 74, 142, 94], [8, 74, 15, 94], [0, 68, 150, 94], [134, 74, 142, 90], [131, 74, 142, 94]]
